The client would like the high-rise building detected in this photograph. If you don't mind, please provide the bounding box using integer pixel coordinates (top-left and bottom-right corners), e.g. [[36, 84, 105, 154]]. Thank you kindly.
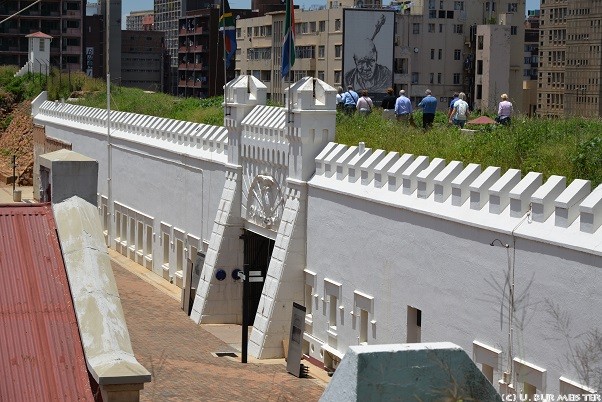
[[154, 0, 186, 93], [177, 7, 255, 98], [538, 0, 602, 117], [0, 0, 85, 71], [126, 10, 155, 31], [523, 9, 539, 116]]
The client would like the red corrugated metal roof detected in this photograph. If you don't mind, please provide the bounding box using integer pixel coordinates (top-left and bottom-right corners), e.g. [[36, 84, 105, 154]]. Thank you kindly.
[[0, 204, 94, 401]]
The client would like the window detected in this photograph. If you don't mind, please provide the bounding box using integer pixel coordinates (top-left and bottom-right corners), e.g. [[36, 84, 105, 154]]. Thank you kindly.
[[511, 26, 517, 35], [485, 1, 496, 12], [476, 84, 482, 99], [454, 49, 461, 60], [437, 73, 442, 84], [453, 24, 463, 34], [304, 270, 316, 319], [412, 23, 420, 34], [335, 44, 341, 58], [162, 232, 170, 266], [318, 45, 325, 58], [430, 49, 435, 59], [428, 23, 435, 33], [319, 20, 326, 32], [39, 39, 45, 52], [247, 27, 252, 37], [429, 73, 434, 84], [334, 70, 341, 84], [329, 294, 338, 329], [318, 71, 325, 80], [236, 28, 241, 38], [454, 1, 464, 10], [407, 306, 421, 343], [335, 19, 341, 31], [439, 24, 444, 33], [411, 72, 419, 84], [508, 3, 518, 12], [429, 10, 437, 18], [478, 35, 484, 50], [310, 21, 316, 32], [477, 60, 483, 74], [438, 49, 442, 59], [428, 0, 435, 9], [453, 73, 461, 84]]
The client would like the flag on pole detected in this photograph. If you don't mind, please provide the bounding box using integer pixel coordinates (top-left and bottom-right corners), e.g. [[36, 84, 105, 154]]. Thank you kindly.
[[281, 0, 295, 78], [219, 0, 237, 68]]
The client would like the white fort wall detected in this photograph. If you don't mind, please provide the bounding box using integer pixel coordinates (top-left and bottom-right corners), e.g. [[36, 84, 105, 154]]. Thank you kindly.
[[31, 92, 229, 282], [29, 77, 602, 396], [306, 144, 602, 395]]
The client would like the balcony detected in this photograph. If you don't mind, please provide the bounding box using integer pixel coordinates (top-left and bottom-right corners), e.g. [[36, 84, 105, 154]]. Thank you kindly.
[[63, 46, 81, 53], [191, 45, 204, 53]]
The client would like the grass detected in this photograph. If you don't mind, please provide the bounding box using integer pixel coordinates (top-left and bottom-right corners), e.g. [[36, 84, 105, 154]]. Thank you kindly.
[[0, 72, 599, 187]]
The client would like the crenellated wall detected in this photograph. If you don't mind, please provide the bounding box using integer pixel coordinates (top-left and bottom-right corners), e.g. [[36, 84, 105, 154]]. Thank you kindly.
[[306, 143, 601, 396], [30, 77, 602, 397], [32, 91, 229, 284]]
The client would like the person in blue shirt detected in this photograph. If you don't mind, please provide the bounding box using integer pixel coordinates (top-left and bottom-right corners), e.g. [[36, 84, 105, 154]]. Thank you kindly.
[[448, 92, 459, 121], [394, 90, 412, 123], [341, 85, 359, 115], [417, 89, 438, 129]]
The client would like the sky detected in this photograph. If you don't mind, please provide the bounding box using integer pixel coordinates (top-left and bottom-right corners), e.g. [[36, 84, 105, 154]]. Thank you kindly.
[[122, 0, 541, 27]]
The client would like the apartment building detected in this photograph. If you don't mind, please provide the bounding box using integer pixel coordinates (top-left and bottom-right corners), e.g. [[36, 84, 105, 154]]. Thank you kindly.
[[122, 31, 166, 91], [126, 10, 155, 31], [236, 0, 525, 110], [236, 1, 348, 104], [523, 10, 539, 116], [177, 7, 255, 98], [0, 0, 85, 71], [539, 0, 602, 117]]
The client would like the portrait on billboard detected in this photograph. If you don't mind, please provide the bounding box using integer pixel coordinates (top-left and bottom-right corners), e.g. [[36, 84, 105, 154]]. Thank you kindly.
[[343, 9, 394, 94]]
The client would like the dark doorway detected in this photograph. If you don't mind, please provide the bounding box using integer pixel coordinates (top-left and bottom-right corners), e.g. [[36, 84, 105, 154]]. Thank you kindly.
[[243, 230, 275, 325]]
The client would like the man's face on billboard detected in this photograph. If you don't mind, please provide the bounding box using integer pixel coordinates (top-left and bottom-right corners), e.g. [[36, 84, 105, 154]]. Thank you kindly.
[[354, 40, 377, 81]]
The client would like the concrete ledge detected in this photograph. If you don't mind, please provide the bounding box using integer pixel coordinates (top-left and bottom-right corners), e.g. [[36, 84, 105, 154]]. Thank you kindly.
[[53, 197, 151, 391]]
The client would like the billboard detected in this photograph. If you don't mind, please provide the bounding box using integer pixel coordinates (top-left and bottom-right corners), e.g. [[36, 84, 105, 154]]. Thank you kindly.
[[343, 9, 395, 94]]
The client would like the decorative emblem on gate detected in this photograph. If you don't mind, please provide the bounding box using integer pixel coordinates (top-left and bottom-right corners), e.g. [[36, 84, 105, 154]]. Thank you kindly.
[[247, 175, 284, 229]]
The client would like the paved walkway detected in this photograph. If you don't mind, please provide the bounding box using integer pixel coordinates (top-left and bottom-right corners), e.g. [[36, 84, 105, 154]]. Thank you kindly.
[[111, 253, 327, 401]]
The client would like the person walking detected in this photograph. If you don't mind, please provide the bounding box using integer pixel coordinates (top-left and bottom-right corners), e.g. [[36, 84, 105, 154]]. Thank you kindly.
[[448, 92, 469, 128], [356, 89, 373, 116], [418, 89, 438, 129], [336, 86, 344, 111], [496, 93, 513, 125], [381, 87, 396, 110], [341, 85, 359, 115], [449, 92, 459, 116], [395, 89, 412, 123]]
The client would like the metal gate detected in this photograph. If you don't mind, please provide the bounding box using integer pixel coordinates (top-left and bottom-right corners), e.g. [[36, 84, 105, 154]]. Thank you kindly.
[[242, 230, 275, 325]]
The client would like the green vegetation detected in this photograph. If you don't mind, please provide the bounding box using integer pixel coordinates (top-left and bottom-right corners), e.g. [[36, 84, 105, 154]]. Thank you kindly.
[[0, 72, 599, 187], [72, 87, 602, 187]]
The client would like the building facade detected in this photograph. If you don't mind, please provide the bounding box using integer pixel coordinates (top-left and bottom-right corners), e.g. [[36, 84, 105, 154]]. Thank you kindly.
[[522, 9, 539, 116], [177, 7, 255, 98], [537, 0, 602, 117], [126, 10, 155, 31], [0, 0, 85, 71], [122, 30, 166, 91], [236, 0, 525, 110]]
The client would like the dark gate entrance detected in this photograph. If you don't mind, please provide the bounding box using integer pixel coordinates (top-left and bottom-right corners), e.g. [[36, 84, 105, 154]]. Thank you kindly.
[[243, 230, 275, 325]]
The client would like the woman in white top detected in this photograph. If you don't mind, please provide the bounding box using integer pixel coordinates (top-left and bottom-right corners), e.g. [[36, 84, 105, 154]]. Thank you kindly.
[[497, 93, 513, 125], [356, 89, 373, 116]]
